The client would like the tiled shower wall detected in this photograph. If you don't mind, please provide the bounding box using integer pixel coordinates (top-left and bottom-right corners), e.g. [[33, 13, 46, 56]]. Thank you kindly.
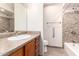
[[0, 17, 14, 32], [63, 12, 79, 43]]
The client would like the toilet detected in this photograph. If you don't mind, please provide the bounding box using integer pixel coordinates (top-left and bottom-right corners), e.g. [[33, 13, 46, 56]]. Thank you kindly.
[[43, 40, 48, 52]]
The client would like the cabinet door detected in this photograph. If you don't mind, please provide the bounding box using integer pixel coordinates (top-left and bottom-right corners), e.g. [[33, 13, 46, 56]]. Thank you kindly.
[[35, 36, 40, 56], [10, 47, 24, 56], [25, 39, 35, 56]]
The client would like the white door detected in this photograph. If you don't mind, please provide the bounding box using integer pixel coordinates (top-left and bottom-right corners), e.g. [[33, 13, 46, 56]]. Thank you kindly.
[[44, 4, 63, 47]]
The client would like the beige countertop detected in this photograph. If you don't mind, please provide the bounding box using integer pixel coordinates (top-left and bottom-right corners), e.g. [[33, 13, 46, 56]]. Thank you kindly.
[[0, 31, 40, 56]]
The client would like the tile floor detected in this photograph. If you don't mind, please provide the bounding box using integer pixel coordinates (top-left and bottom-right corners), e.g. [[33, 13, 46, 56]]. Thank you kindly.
[[44, 46, 68, 56]]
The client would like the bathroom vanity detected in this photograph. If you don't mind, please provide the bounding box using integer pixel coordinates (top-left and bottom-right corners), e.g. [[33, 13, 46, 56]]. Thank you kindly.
[[0, 31, 40, 56], [10, 36, 40, 56]]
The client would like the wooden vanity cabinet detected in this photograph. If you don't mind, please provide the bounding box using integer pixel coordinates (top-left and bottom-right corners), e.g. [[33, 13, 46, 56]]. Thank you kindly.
[[25, 36, 40, 56], [9, 36, 40, 56], [25, 39, 36, 56], [10, 47, 24, 56], [35, 36, 40, 56]]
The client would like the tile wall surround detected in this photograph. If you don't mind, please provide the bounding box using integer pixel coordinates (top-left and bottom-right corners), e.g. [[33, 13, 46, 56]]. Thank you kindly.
[[0, 17, 14, 33], [9, 18, 14, 32], [63, 12, 79, 43], [0, 17, 10, 32]]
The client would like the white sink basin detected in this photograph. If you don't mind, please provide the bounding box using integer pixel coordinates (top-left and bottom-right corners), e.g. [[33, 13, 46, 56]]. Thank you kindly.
[[8, 34, 31, 40]]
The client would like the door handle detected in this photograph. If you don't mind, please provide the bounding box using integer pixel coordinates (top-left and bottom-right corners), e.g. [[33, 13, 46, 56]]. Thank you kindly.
[[52, 27, 55, 38]]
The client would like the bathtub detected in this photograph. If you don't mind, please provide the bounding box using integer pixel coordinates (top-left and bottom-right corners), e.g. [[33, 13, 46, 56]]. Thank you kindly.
[[64, 43, 79, 56]]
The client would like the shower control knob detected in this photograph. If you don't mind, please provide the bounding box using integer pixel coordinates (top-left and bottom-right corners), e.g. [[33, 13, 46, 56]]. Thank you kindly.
[[71, 31, 76, 35]]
